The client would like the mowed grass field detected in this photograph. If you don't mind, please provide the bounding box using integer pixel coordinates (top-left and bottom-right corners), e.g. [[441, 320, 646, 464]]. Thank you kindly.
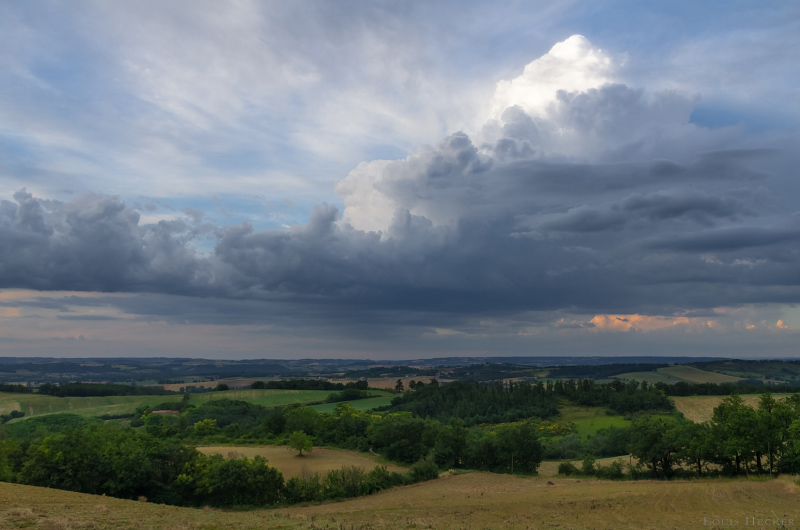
[[559, 406, 629, 439], [0, 389, 339, 421], [310, 394, 395, 413], [3, 474, 800, 530], [197, 445, 406, 477], [672, 394, 792, 423], [0, 392, 186, 419]]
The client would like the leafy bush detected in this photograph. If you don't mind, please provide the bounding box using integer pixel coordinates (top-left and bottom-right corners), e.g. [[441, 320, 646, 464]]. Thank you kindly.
[[595, 459, 625, 479], [366, 465, 407, 492], [557, 461, 579, 476], [285, 471, 324, 503], [410, 455, 440, 482], [324, 465, 367, 498], [581, 455, 596, 476]]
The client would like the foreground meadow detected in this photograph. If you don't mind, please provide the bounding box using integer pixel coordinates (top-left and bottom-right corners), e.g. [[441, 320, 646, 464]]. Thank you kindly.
[[2, 473, 799, 530]]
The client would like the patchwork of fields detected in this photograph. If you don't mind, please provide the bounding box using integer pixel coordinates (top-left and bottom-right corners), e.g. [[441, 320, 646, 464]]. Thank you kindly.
[[2, 474, 800, 530]]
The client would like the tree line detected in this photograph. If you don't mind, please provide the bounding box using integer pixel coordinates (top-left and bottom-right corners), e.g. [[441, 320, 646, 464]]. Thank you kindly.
[[626, 393, 800, 478], [381, 379, 673, 425]]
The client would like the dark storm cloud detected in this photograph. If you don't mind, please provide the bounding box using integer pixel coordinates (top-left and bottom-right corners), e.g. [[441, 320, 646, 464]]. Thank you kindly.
[[1, 78, 798, 330], [646, 228, 800, 252], [0, 191, 216, 295]]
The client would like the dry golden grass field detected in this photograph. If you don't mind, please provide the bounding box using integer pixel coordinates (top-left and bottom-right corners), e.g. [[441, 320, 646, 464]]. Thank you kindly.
[[3, 474, 800, 530], [537, 455, 633, 476], [672, 394, 788, 423], [196, 445, 406, 477]]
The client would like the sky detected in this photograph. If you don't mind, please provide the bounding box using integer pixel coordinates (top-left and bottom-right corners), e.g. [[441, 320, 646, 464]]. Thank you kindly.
[[1, 1, 800, 360]]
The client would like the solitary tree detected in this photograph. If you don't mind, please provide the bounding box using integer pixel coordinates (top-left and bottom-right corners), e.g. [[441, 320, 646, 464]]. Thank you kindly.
[[287, 430, 313, 457], [395, 379, 404, 393]]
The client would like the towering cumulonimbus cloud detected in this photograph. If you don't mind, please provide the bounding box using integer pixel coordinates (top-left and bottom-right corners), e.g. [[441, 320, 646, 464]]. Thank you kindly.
[[1, 35, 798, 330]]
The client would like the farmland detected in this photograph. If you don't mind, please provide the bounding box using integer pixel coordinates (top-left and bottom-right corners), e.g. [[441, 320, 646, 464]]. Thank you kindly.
[[615, 365, 742, 385], [0, 389, 344, 420], [2, 474, 800, 530], [188, 389, 340, 408], [659, 365, 743, 384], [197, 445, 406, 477], [558, 405, 629, 439], [310, 394, 395, 413], [672, 394, 787, 423], [0, 392, 185, 419]]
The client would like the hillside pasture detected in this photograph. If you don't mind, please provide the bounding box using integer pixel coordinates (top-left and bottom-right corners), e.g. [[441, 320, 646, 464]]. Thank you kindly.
[[537, 455, 633, 476], [613, 370, 685, 385], [3, 474, 800, 530], [310, 394, 395, 413], [615, 365, 743, 385], [0, 389, 339, 421], [197, 445, 406, 478], [0, 392, 185, 419], [189, 389, 334, 408], [558, 406, 629, 439], [659, 365, 743, 384]]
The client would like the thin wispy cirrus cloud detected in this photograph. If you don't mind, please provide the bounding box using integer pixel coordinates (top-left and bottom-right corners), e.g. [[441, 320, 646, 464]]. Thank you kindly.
[[1, 1, 799, 359]]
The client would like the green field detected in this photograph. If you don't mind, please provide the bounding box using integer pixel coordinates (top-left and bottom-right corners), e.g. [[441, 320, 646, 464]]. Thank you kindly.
[[615, 365, 743, 385], [0, 392, 185, 419], [658, 365, 742, 384], [0, 389, 342, 421], [613, 370, 685, 385], [558, 406, 629, 439], [310, 394, 395, 413]]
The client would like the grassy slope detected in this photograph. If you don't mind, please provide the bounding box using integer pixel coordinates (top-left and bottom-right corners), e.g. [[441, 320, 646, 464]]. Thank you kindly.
[[3, 475, 800, 530], [559, 406, 629, 439], [613, 370, 686, 385], [0, 392, 185, 418], [197, 445, 406, 477], [188, 389, 334, 408], [615, 365, 743, 385], [310, 394, 395, 413], [0, 389, 339, 421], [658, 365, 742, 384]]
